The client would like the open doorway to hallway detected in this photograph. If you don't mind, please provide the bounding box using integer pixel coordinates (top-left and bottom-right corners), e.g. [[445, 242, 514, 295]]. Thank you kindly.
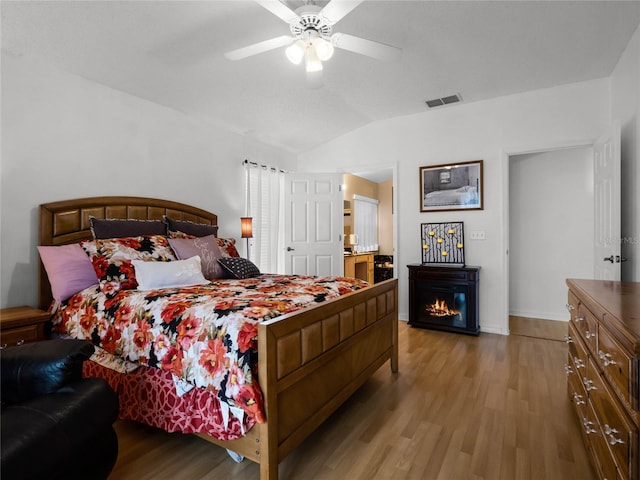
[[508, 146, 594, 339]]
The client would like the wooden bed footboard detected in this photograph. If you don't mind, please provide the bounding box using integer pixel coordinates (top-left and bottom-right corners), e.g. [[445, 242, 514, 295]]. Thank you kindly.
[[258, 277, 398, 480]]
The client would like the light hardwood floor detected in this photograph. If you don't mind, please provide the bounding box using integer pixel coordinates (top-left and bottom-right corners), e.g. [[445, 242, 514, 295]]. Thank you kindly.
[[509, 315, 568, 342], [109, 321, 595, 480]]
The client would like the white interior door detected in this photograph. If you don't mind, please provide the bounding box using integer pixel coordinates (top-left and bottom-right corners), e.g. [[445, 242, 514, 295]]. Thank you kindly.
[[284, 173, 343, 276], [594, 122, 621, 280]]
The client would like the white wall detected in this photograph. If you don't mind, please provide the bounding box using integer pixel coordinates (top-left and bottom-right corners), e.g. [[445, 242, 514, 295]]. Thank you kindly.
[[0, 51, 296, 308], [611, 24, 640, 281], [509, 147, 594, 321], [298, 79, 610, 334]]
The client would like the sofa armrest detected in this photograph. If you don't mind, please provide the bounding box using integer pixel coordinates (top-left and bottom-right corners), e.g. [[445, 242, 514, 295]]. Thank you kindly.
[[1, 339, 95, 405]]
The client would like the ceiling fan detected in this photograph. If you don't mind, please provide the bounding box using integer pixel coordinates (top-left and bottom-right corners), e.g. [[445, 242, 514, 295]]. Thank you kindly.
[[224, 0, 402, 86]]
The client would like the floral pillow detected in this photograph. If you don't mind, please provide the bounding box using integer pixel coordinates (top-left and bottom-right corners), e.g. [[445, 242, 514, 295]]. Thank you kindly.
[[216, 237, 240, 258], [81, 235, 176, 297]]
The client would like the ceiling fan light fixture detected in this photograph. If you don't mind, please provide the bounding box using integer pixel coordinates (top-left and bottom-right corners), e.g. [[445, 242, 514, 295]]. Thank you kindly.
[[305, 47, 323, 72], [313, 37, 334, 61], [285, 40, 306, 65]]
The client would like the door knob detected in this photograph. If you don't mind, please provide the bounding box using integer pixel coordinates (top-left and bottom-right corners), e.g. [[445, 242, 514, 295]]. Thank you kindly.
[[603, 255, 614, 263], [286, 247, 295, 252]]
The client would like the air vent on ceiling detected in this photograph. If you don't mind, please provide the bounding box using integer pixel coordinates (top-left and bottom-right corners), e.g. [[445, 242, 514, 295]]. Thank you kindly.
[[425, 93, 462, 108]]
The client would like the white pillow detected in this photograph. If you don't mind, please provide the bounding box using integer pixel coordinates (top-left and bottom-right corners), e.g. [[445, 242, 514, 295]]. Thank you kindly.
[[132, 256, 208, 290]]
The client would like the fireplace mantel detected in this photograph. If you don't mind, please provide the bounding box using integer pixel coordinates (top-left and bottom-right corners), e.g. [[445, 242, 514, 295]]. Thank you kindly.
[[407, 264, 480, 335]]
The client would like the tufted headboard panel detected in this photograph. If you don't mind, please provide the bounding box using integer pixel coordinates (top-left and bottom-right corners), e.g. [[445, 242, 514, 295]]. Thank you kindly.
[[38, 196, 218, 310]]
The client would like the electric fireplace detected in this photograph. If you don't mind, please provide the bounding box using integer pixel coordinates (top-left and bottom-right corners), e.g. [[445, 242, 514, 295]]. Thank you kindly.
[[407, 264, 480, 335]]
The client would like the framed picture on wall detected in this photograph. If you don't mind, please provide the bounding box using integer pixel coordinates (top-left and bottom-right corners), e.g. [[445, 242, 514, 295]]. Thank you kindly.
[[420, 160, 484, 212]]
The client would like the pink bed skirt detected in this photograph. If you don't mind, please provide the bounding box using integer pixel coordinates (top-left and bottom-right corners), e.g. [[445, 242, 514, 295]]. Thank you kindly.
[[83, 360, 256, 441]]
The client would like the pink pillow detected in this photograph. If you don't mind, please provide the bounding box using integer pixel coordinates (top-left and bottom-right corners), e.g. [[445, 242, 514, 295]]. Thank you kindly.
[[169, 234, 226, 280], [38, 244, 99, 301]]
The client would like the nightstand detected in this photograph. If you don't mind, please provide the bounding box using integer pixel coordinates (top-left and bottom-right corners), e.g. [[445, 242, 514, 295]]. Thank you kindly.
[[0, 306, 51, 348]]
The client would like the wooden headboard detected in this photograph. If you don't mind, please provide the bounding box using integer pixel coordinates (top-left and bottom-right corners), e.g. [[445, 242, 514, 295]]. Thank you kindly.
[[38, 196, 218, 310]]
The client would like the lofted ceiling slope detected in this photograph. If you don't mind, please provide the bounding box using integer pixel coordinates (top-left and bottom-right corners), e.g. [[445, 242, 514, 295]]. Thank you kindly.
[[2, 0, 639, 155]]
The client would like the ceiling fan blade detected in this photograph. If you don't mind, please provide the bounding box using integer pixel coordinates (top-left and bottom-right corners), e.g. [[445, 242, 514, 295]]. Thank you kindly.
[[320, 0, 364, 25], [306, 68, 324, 89], [331, 33, 402, 61], [255, 0, 300, 24], [225, 35, 294, 60]]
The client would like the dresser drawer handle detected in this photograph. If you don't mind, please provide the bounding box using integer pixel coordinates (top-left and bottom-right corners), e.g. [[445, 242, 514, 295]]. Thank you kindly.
[[564, 335, 573, 344], [598, 350, 617, 367], [573, 316, 585, 323], [573, 357, 585, 369], [604, 424, 624, 445], [16, 339, 25, 346], [582, 378, 597, 391], [566, 303, 576, 312], [564, 364, 574, 375], [585, 331, 595, 339], [571, 393, 585, 405], [582, 418, 597, 434], [0, 343, 6, 350]]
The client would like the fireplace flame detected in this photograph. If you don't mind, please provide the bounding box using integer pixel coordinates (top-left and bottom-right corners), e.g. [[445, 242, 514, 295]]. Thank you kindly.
[[426, 298, 460, 317]]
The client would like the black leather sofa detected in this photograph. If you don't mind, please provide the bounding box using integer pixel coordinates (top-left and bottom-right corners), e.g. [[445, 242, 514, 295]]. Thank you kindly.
[[1, 339, 119, 480]]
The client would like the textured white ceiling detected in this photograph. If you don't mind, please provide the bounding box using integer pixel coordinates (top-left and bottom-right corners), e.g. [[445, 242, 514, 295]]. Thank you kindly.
[[2, 0, 639, 156]]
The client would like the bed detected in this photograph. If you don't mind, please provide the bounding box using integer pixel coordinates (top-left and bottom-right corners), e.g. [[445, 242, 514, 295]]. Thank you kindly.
[[38, 196, 398, 480], [424, 185, 478, 206]]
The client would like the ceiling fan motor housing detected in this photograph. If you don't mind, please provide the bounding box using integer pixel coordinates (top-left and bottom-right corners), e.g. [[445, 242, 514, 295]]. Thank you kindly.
[[290, 5, 333, 39]]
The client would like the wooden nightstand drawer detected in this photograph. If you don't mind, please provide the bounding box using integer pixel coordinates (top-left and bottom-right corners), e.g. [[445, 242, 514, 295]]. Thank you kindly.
[[0, 306, 50, 348], [1, 324, 40, 347]]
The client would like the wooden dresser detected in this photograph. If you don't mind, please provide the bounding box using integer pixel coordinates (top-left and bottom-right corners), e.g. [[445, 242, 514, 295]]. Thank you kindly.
[[565, 279, 639, 480]]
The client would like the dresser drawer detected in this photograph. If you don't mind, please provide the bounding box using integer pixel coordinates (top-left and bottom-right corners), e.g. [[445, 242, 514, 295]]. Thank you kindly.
[[571, 302, 598, 353], [597, 325, 634, 409], [588, 358, 638, 480], [567, 362, 588, 420], [585, 402, 620, 480], [0, 324, 40, 348], [568, 322, 588, 374]]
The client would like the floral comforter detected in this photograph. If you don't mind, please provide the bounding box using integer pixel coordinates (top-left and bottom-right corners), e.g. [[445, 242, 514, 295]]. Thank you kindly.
[[52, 275, 368, 424]]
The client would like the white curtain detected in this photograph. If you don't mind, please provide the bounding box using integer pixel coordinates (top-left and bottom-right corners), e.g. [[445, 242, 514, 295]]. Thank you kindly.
[[246, 161, 286, 274], [353, 194, 379, 253]]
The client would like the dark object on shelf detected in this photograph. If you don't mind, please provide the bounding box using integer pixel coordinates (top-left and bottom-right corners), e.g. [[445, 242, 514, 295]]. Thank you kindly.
[[374, 255, 394, 283], [1, 339, 119, 480], [407, 264, 480, 335]]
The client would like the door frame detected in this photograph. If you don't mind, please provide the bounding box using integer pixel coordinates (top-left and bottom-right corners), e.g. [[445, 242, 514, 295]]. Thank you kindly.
[[500, 138, 594, 335], [342, 162, 399, 280]]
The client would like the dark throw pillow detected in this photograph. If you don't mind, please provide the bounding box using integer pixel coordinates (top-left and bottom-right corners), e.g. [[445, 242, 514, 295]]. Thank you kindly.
[[90, 217, 167, 239], [217, 257, 261, 279], [164, 216, 219, 238]]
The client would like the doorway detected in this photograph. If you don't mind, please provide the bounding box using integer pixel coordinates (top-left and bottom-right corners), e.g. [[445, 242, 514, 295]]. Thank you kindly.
[[508, 146, 594, 338], [347, 165, 397, 281]]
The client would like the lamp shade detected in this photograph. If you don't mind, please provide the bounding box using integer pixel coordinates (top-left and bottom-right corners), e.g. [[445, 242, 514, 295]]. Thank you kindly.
[[241, 217, 253, 238]]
